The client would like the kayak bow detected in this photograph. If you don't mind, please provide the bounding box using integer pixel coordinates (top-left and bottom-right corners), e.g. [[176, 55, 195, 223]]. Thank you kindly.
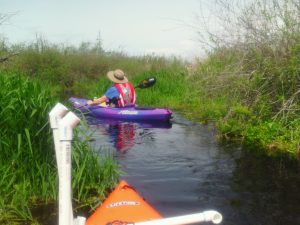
[[86, 180, 162, 225]]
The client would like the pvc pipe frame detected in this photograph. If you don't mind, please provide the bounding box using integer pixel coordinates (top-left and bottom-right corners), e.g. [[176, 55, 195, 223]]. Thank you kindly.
[[133, 210, 222, 225], [59, 112, 80, 225], [49, 103, 86, 225], [49, 103, 68, 177], [49, 103, 74, 224]]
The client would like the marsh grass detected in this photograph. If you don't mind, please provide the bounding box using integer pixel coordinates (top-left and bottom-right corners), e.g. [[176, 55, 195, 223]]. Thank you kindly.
[[1, 38, 183, 99], [0, 71, 56, 223], [190, 0, 300, 156], [71, 136, 119, 206], [0, 72, 119, 224]]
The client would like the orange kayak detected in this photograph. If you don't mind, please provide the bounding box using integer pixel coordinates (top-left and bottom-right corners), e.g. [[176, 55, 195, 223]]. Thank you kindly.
[[86, 180, 162, 225]]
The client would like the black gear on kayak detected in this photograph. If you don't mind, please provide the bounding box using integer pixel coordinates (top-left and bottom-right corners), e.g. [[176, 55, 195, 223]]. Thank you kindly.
[[108, 97, 118, 107]]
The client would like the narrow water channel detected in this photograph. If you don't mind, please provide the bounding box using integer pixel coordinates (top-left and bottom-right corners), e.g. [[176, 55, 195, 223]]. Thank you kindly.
[[88, 113, 300, 225]]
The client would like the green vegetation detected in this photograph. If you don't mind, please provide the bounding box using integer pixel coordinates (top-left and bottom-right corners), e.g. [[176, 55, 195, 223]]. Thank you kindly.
[[1, 37, 182, 99], [0, 72, 118, 224], [185, 0, 300, 157]]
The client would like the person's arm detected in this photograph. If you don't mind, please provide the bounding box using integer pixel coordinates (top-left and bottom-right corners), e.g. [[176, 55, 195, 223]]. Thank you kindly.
[[87, 95, 108, 105]]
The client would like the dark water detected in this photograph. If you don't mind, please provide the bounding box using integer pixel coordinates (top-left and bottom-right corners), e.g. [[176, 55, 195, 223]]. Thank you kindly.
[[88, 113, 300, 225]]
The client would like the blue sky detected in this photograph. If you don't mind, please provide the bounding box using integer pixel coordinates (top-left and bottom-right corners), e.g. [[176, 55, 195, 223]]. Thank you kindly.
[[1, 0, 211, 59]]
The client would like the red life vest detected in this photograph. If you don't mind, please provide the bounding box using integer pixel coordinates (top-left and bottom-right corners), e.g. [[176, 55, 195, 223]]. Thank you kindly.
[[114, 82, 136, 107]]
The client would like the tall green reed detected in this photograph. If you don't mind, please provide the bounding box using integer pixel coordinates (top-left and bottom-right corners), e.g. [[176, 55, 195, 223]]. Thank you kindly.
[[0, 72, 119, 224], [0, 71, 55, 222]]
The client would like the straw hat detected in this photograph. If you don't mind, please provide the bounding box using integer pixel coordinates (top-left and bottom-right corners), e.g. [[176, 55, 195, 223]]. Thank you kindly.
[[107, 69, 128, 84]]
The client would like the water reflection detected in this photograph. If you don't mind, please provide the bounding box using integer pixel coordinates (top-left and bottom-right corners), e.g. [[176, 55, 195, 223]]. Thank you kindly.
[[98, 123, 136, 152], [87, 116, 172, 152]]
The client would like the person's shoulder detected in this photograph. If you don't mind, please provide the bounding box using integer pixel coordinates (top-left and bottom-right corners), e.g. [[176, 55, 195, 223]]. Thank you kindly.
[[106, 86, 119, 93], [105, 86, 119, 98], [107, 86, 118, 91]]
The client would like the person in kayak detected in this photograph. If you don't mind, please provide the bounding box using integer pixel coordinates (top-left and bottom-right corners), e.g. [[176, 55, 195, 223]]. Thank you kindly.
[[87, 69, 136, 107]]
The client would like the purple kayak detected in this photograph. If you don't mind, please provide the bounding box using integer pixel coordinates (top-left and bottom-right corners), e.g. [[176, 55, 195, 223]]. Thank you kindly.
[[69, 97, 172, 121]]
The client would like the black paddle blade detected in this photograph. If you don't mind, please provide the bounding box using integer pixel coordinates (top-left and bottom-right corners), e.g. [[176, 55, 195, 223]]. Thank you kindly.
[[135, 77, 156, 89]]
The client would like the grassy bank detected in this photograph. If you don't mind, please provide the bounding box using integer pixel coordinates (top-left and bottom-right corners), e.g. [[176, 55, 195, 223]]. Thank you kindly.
[[184, 0, 300, 157], [0, 72, 119, 224], [0, 37, 184, 99]]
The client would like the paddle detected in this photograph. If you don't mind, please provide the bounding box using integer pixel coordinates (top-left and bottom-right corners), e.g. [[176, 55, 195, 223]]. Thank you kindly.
[[135, 77, 156, 89]]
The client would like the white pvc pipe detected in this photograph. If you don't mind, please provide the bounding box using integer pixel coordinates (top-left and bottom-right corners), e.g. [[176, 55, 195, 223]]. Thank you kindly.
[[49, 102, 68, 177], [49, 103, 74, 224], [133, 210, 222, 225], [73, 216, 86, 225], [59, 112, 80, 225]]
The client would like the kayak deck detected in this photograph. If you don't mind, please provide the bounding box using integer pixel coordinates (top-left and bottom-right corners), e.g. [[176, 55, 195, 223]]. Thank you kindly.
[[69, 97, 172, 121], [86, 180, 162, 225]]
